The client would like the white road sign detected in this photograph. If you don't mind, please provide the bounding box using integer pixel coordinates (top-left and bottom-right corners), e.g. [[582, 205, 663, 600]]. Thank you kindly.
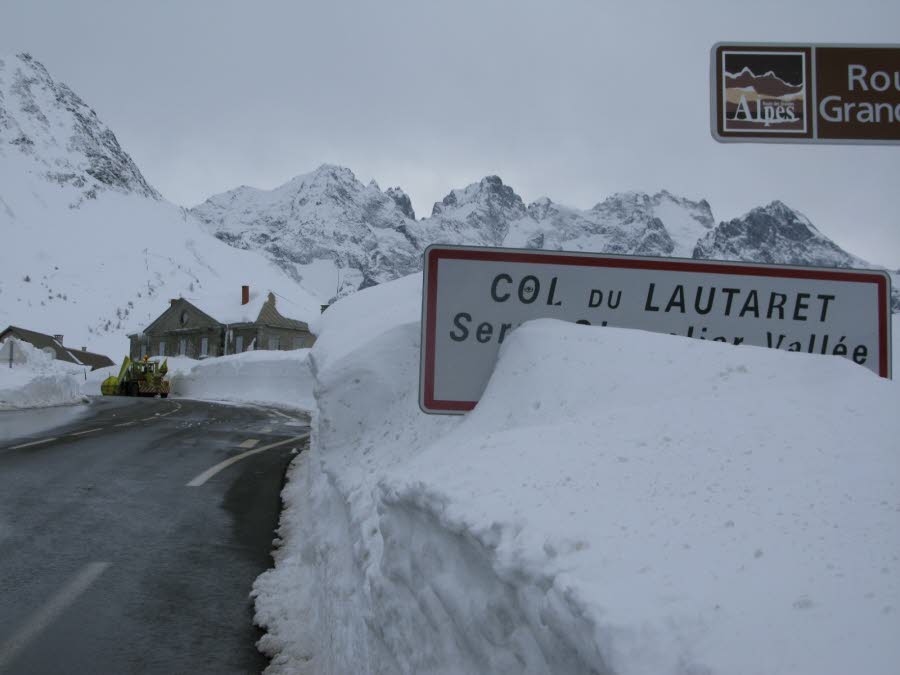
[[419, 245, 892, 414]]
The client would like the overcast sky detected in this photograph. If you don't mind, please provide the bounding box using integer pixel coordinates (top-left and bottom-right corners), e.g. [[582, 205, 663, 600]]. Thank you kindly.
[[4, 0, 899, 266]]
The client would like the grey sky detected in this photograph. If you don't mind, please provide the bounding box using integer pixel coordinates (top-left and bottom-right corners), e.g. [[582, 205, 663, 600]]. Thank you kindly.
[[4, 0, 899, 266]]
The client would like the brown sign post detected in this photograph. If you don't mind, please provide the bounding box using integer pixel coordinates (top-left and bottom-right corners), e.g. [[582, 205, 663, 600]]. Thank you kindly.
[[711, 43, 900, 144]]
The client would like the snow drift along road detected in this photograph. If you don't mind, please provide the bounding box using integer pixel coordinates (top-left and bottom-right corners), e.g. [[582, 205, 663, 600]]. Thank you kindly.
[[253, 274, 900, 675], [0, 338, 86, 410], [170, 349, 314, 412]]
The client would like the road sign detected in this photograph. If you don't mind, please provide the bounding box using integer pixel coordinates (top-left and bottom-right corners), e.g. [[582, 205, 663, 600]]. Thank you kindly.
[[419, 245, 892, 414], [711, 43, 900, 144]]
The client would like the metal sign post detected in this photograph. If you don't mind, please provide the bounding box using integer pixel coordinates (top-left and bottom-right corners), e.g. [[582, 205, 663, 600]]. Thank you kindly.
[[419, 245, 892, 414]]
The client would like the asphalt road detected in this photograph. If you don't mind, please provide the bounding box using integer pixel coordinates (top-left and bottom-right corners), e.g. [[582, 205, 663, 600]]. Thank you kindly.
[[0, 397, 310, 675]]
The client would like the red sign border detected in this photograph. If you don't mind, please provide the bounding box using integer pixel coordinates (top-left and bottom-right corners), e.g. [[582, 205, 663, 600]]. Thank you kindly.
[[420, 245, 892, 414]]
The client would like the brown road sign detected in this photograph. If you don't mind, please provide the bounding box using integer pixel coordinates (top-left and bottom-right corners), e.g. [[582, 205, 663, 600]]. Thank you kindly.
[[711, 42, 900, 144]]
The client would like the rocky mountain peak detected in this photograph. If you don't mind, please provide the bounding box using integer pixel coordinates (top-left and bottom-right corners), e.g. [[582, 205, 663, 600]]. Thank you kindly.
[[589, 190, 715, 257], [424, 174, 526, 247], [525, 196, 555, 221], [693, 201, 864, 268], [431, 175, 525, 217], [192, 163, 420, 295], [386, 186, 415, 220], [0, 52, 159, 203]]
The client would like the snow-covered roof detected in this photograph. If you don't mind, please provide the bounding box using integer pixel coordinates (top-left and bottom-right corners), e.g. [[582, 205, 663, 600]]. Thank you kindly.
[[179, 288, 308, 327], [180, 288, 268, 325]]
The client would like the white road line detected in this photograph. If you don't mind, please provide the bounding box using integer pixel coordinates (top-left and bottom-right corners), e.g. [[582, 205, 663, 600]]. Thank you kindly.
[[8, 438, 57, 450], [142, 417, 158, 422], [69, 428, 102, 437], [260, 426, 273, 434], [0, 562, 110, 672], [114, 422, 136, 428], [186, 434, 309, 487], [239, 438, 260, 449], [158, 402, 179, 417]]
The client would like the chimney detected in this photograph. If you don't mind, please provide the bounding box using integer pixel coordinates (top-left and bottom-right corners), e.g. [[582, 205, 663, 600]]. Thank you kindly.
[[53, 334, 63, 344], [242, 285, 250, 305], [169, 298, 178, 305]]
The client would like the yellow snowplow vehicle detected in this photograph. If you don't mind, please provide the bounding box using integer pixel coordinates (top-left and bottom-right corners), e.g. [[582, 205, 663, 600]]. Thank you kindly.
[[101, 356, 170, 398]]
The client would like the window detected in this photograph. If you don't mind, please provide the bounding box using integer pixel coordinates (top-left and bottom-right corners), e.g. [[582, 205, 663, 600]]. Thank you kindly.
[[268, 336, 280, 350], [200, 337, 208, 357], [293, 336, 306, 350], [159, 341, 166, 356], [235, 336, 243, 353], [140, 344, 147, 358], [179, 338, 186, 356]]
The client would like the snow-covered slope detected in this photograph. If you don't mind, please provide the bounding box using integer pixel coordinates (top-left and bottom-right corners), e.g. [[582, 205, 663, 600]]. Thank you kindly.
[[0, 53, 158, 204], [0, 53, 321, 358]]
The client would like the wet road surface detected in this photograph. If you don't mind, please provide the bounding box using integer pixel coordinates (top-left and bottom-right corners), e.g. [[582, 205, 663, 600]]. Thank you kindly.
[[0, 397, 309, 675]]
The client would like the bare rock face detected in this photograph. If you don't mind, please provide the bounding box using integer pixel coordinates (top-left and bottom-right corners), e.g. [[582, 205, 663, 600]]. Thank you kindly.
[[386, 187, 415, 220], [0, 53, 159, 203]]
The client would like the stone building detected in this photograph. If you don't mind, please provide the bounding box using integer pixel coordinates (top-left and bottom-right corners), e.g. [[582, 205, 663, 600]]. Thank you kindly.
[[128, 286, 315, 360], [0, 325, 114, 370]]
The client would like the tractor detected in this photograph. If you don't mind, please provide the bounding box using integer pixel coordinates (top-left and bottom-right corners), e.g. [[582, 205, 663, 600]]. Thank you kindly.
[[101, 356, 170, 397]]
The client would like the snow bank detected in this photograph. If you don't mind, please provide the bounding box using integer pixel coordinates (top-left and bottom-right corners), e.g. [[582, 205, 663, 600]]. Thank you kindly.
[[170, 350, 314, 411], [0, 338, 86, 410], [254, 274, 900, 675]]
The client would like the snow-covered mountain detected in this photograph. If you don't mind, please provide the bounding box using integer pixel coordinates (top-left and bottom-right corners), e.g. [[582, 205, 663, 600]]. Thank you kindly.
[[193, 171, 718, 291], [0, 53, 158, 204], [693, 200, 865, 267], [191, 165, 421, 297], [196, 164, 900, 307], [0, 53, 321, 358], [695, 201, 900, 311]]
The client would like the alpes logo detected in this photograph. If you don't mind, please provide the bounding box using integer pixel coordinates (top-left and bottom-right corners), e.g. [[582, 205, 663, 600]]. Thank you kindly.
[[718, 47, 813, 138]]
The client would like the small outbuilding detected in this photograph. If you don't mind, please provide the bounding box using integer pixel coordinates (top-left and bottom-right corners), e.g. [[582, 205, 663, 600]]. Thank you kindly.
[[0, 326, 115, 370], [128, 286, 315, 360]]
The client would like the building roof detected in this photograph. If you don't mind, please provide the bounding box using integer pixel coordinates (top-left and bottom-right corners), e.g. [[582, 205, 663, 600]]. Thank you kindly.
[[0, 325, 114, 370], [137, 289, 310, 334], [182, 289, 270, 325]]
